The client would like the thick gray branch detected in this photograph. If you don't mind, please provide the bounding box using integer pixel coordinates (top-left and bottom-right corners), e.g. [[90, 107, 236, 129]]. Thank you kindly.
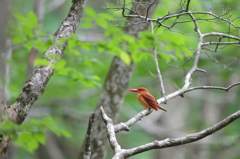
[[6, 0, 87, 124], [100, 107, 121, 153]]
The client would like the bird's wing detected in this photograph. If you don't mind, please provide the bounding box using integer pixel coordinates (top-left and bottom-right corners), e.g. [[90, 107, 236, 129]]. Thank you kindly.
[[141, 93, 159, 111]]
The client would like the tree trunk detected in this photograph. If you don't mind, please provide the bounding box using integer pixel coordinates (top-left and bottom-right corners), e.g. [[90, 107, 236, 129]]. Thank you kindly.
[[78, 0, 159, 158], [0, 0, 88, 157], [0, 0, 10, 157]]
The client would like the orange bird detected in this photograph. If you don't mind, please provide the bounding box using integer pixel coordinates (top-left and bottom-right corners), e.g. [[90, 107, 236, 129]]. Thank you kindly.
[[129, 87, 167, 112]]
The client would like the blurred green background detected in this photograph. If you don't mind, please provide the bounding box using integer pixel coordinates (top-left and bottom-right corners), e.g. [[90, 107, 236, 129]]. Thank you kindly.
[[1, 0, 240, 159]]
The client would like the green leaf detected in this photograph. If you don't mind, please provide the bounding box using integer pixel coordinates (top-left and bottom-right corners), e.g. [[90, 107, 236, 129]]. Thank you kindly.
[[23, 42, 33, 51], [132, 51, 152, 63], [79, 42, 92, 50], [45, 54, 60, 60], [28, 11, 38, 25], [57, 68, 69, 76], [182, 47, 193, 56], [34, 59, 50, 66], [99, 13, 114, 20], [15, 131, 38, 153], [176, 49, 184, 60], [33, 132, 46, 144], [56, 59, 66, 70], [119, 51, 131, 65], [0, 119, 17, 134], [27, 137, 39, 152], [81, 22, 92, 28], [160, 53, 172, 62], [72, 72, 84, 80], [96, 18, 108, 29], [60, 130, 72, 138], [14, 13, 28, 23], [84, 7, 96, 17]]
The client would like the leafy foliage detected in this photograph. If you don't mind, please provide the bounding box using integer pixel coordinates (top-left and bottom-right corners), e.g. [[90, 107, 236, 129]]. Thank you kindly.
[[5, 0, 240, 159], [0, 117, 71, 153]]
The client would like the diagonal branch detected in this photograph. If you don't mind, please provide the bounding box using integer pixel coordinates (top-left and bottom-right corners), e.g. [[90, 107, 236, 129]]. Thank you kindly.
[[122, 110, 240, 158], [5, 0, 88, 124], [102, 105, 240, 158], [114, 109, 152, 133]]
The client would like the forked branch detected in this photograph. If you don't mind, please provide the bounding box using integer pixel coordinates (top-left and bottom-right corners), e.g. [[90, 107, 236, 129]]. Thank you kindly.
[[101, 106, 240, 158]]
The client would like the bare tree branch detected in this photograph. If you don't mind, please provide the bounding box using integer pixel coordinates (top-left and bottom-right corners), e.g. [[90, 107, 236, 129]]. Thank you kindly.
[[155, 12, 205, 104], [203, 32, 240, 40], [184, 82, 240, 93], [5, 0, 88, 124], [101, 1, 240, 158], [100, 107, 122, 154], [114, 109, 152, 133], [83, 113, 95, 159], [101, 106, 240, 158], [151, 22, 166, 97], [145, 0, 158, 21], [121, 110, 240, 158], [185, 0, 191, 11], [202, 41, 240, 46]]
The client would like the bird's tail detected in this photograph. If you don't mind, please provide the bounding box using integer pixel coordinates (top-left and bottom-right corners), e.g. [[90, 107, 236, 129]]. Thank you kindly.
[[158, 105, 167, 112]]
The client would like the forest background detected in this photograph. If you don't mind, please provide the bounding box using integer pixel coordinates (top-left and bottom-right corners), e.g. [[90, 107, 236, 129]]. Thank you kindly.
[[0, 0, 240, 159]]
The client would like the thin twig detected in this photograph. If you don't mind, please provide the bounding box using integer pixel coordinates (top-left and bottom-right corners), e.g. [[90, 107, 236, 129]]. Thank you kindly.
[[145, 0, 158, 21], [185, 0, 191, 11], [151, 21, 166, 97], [156, 12, 205, 104], [184, 82, 240, 93]]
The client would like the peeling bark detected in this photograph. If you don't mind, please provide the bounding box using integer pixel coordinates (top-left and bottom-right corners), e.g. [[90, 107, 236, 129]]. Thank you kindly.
[[78, 1, 159, 159]]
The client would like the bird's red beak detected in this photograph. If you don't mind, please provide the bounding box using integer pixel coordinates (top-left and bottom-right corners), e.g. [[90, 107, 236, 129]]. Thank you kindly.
[[128, 89, 139, 92]]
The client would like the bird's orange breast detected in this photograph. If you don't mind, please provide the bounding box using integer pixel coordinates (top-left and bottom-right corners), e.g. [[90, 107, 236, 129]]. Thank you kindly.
[[137, 94, 151, 109]]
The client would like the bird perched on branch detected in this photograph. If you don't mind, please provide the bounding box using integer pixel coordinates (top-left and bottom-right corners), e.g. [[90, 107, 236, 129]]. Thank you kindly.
[[129, 87, 167, 112]]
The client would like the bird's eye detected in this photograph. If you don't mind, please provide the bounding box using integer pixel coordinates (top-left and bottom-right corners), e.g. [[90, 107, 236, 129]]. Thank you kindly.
[[139, 89, 142, 91]]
